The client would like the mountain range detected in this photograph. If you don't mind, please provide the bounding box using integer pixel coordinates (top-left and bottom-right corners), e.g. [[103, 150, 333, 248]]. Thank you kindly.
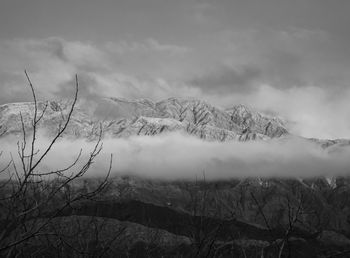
[[1, 97, 349, 151], [2, 96, 350, 190]]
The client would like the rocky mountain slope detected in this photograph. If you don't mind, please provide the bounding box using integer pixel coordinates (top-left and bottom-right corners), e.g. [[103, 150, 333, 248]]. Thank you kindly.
[[0, 97, 289, 141]]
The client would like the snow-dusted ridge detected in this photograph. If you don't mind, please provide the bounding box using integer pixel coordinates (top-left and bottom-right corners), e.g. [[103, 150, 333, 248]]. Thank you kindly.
[[0, 96, 347, 147], [0, 97, 291, 141]]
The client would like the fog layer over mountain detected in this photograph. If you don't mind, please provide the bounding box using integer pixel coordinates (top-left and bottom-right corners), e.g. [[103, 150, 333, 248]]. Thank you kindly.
[[1, 132, 349, 180]]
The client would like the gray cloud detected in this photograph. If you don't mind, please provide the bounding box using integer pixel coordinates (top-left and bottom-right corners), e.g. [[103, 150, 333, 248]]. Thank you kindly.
[[1, 0, 349, 94], [54, 72, 104, 103], [106, 38, 190, 56], [0, 37, 197, 106], [190, 64, 262, 93]]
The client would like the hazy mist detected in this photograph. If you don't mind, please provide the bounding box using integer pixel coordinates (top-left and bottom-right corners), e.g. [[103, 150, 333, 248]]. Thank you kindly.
[[1, 132, 349, 180]]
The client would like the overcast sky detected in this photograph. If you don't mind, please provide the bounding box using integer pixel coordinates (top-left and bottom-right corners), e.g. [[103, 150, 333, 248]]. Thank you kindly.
[[0, 0, 350, 139]]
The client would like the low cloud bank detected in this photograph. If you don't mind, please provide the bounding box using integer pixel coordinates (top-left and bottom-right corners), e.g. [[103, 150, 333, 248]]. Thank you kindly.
[[1, 132, 350, 180]]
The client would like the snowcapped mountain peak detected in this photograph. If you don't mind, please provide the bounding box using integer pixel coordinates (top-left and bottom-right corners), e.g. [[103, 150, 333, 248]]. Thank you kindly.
[[0, 96, 290, 141]]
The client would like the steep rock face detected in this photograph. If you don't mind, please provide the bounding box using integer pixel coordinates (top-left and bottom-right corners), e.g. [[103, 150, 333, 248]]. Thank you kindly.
[[226, 104, 287, 138], [117, 117, 185, 137], [105, 97, 287, 140], [109, 97, 238, 130], [156, 98, 238, 130], [0, 97, 288, 141], [0, 101, 98, 138]]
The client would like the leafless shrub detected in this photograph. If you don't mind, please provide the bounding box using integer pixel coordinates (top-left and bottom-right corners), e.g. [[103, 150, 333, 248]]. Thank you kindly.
[[0, 72, 113, 256]]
